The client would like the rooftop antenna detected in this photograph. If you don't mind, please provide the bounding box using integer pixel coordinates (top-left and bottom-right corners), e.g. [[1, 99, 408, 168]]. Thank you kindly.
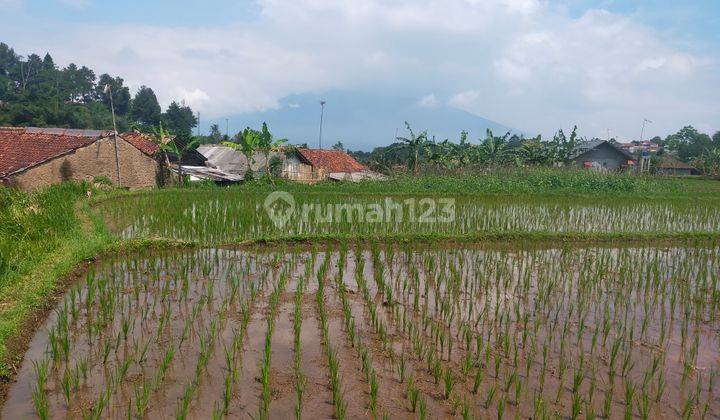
[[105, 84, 121, 187], [318, 100, 326, 149], [639, 118, 652, 142], [638, 118, 653, 173]]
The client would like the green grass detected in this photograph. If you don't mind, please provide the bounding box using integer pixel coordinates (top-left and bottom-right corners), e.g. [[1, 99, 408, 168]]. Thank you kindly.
[[146, 168, 720, 198], [0, 184, 190, 377]]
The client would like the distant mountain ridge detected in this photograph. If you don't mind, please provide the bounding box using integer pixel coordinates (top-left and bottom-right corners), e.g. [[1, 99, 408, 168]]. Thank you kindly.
[[201, 91, 515, 151]]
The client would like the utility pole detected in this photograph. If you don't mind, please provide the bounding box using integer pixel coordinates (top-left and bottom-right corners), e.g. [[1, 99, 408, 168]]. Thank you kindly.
[[225, 118, 229, 139], [638, 118, 652, 173], [196, 112, 200, 136], [105, 84, 121, 187], [318, 100, 326, 149]]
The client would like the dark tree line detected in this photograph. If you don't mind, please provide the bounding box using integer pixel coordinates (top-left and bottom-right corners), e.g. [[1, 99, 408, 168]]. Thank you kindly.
[[0, 43, 197, 140]]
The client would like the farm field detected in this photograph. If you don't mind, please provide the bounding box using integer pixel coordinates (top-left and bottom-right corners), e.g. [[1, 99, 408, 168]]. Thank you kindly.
[[3, 243, 719, 419], [96, 190, 720, 243], [3, 175, 720, 419]]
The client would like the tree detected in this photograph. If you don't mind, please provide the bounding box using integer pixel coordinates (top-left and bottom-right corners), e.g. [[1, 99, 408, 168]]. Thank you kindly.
[[665, 126, 714, 161], [394, 122, 434, 175], [223, 123, 286, 182], [61, 64, 95, 103], [0, 42, 183, 132], [477, 129, 510, 166], [331, 141, 345, 151], [130, 86, 161, 127], [208, 124, 223, 144], [151, 122, 199, 186], [257, 122, 287, 180], [691, 149, 720, 176], [223, 127, 262, 176], [96, 74, 130, 116], [163, 101, 197, 140]]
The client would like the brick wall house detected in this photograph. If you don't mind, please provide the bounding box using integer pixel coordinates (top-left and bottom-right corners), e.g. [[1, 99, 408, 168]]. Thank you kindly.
[[282, 148, 368, 183], [0, 127, 160, 191]]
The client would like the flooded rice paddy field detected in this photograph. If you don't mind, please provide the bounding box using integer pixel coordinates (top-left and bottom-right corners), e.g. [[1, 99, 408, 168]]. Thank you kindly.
[[5, 244, 719, 419], [96, 192, 720, 242]]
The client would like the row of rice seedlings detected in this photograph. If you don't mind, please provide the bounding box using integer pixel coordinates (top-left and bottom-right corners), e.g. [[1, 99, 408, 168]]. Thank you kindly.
[[331, 244, 389, 416], [212, 265, 264, 418], [258, 254, 291, 420], [291, 253, 312, 419], [97, 191, 720, 244], [30, 248, 268, 418], [355, 244, 720, 418], [23, 243, 720, 418], [315, 251, 348, 419], [368, 245, 476, 417]]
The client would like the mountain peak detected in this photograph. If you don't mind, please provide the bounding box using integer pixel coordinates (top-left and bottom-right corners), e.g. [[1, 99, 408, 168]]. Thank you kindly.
[[203, 91, 515, 151]]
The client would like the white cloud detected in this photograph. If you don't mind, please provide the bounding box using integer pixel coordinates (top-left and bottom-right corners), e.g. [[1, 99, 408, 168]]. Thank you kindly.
[[448, 90, 482, 109], [417, 94, 438, 107], [5, 0, 718, 139], [169, 87, 211, 109]]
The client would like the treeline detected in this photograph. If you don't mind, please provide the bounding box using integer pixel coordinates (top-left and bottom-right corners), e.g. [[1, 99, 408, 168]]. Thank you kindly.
[[0, 43, 197, 140], [352, 123, 720, 176]]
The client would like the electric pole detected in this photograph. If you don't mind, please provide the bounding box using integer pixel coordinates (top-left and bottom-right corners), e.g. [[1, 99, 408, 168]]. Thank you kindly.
[[105, 84, 121, 187], [318, 100, 326, 149]]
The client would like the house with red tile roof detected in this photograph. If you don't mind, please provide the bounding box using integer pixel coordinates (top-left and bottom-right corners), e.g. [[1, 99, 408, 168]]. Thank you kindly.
[[282, 148, 386, 183], [0, 127, 161, 191]]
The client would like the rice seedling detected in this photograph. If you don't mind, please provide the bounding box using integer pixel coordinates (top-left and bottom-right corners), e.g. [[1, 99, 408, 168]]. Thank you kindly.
[[6, 225, 720, 420]]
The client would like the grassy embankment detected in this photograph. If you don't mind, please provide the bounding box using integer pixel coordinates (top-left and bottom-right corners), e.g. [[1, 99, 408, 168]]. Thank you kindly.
[[1, 169, 719, 378], [0, 183, 188, 378]]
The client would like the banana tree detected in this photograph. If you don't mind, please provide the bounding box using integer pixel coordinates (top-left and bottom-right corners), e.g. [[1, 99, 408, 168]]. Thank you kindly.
[[477, 129, 510, 166], [257, 122, 287, 182], [394, 122, 434, 176], [151, 122, 199, 186], [223, 127, 261, 174]]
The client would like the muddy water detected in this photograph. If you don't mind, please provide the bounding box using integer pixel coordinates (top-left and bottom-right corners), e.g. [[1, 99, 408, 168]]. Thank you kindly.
[[4, 244, 720, 419]]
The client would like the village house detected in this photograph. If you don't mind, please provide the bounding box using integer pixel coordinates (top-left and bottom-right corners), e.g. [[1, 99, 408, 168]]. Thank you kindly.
[[190, 145, 384, 184], [618, 140, 661, 155], [0, 127, 160, 191], [567, 140, 636, 171], [283, 148, 386, 183], [656, 155, 698, 176]]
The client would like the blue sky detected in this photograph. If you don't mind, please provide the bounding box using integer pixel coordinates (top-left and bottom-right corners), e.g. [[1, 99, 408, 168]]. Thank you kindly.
[[3, 0, 719, 142]]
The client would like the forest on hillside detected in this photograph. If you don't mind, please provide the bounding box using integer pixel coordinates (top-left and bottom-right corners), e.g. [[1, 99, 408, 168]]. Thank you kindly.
[[0, 42, 197, 140]]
